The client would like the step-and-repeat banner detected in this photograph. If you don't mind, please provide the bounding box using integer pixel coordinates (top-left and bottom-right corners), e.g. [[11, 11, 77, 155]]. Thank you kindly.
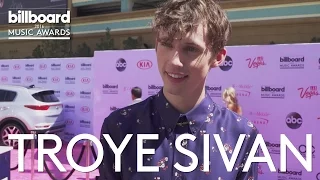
[[92, 44, 320, 180], [0, 57, 93, 141], [1, 43, 319, 179]]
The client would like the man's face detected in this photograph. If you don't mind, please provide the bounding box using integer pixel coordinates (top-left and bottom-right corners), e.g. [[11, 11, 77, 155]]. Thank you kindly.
[[155, 24, 226, 96]]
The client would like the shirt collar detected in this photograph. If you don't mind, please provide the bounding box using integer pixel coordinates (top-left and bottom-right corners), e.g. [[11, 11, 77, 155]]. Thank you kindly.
[[155, 88, 215, 136], [133, 98, 142, 102]]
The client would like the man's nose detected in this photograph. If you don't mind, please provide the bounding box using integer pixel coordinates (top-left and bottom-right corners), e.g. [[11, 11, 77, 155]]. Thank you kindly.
[[169, 51, 183, 67]]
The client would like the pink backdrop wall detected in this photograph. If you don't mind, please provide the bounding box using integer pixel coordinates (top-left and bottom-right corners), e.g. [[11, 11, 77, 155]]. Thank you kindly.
[[0, 57, 93, 141], [92, 44, 320, 180]]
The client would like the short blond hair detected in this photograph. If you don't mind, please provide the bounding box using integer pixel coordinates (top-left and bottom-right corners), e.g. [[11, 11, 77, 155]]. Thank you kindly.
[[222, 87, 242, 114]]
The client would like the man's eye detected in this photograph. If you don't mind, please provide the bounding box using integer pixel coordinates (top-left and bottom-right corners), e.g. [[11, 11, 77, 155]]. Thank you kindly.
[[160, 42, 173, 48], [184, 46, 198, 52]]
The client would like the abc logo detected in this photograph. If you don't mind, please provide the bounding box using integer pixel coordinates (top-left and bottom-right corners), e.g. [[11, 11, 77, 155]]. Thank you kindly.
[[219, 56, 233, 71], [286, 112, 303, 129], [116, 58, 127, 72]]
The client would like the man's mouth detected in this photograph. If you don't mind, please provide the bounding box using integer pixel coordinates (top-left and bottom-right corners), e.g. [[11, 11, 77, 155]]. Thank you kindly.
[[166, 72, 188, 79]]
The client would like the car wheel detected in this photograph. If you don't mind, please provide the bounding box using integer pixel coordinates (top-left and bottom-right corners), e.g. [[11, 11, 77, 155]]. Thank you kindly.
[[0, 123, 25, 149]]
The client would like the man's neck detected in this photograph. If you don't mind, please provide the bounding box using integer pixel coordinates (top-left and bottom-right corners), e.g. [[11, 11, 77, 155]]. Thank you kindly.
[[163, 87, 206, 114]]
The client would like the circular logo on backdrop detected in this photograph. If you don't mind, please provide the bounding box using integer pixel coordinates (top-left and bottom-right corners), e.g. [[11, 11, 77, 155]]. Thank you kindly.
[[286, 112, 303, 129], [316, 172, 320, 180], [116, 58, 127, 72], [219, 56, 233, 71]]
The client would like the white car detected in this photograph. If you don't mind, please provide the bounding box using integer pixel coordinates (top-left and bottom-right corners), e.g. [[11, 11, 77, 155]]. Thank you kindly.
[[0, 84, 65, 148]]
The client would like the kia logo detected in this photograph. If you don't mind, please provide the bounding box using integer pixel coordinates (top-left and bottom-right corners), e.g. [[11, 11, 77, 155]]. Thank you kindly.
[[39, 64, 47, 70], [65, 90, 75, 97], [66, 63, 75, 70], [80, 106, 90, 113], [81, 77, 90, 84], [52, 77, 60, 83], [13, 64, 20, 70], [65, 119, 74, 125], [25, 76, 33, 82], [1, 76, 8, 82], [137, 60, 152, 69]]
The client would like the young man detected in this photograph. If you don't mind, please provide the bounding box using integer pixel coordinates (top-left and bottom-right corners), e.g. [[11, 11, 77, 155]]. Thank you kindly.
[[99, 0, 259, 179], [129, 87, 143, 105]]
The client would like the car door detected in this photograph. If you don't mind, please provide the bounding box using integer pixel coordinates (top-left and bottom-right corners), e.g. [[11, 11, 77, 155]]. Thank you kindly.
[[0, 90, 17, 119]]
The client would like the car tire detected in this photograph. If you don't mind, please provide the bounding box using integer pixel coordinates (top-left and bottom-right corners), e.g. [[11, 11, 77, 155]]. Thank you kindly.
[[0, 123, 26, 149]]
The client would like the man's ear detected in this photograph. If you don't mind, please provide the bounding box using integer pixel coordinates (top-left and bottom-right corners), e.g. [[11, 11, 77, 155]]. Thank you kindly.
[[210, 48, 227, 68]]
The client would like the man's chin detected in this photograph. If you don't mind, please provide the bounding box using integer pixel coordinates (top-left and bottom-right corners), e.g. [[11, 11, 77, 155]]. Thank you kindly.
[[164, 86, 184, 96]]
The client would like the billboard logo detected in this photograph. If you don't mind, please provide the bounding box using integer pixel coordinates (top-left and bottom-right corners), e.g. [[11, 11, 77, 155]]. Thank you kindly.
[[116, 58, 126, 72], [0, 64, 9, 71], [219, 56, 232, 71], [64, 105, 75, 113], [261, 86, 285, 99], [298, 86, 319, 99], [206, 85, 222, 98], [280, 56, 304, 69], [81, 77, 90, 84], [8, 11, 71, 40], [65, 77, 76, 84], [25, 64, 34, 71], [66, 63, 75, 70], [148, 84, 163, 96], [278, 168, 302, 175], [38, 76, 47, 84], [80, 120, 91, 128], [102, 84, 118, 94], [51, 63, 61, 71], [286, 112, 303, 129], [12, 76, 21, 83], [51, 77, 60, 83], [247, 56, 266, 69], [65, 90, 75, 97], [39, 64, 47, 70], [64, 132, 75, 141], [81, 63, 92, 71], [265, 141, 280, 154], [1, 76, 8, 82], [25, 76, 33, 83], [80, 91, 91, 99], [54, 90, 60, 97], [13, 64, 20, 70], [137, 60, 152, 69], [80, 106, 90, 113]]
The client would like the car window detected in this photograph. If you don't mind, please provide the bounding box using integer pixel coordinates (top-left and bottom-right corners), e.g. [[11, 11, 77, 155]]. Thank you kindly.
[[4, 91, 17, 101], [32, 90, 60, 102], [0, 90, 6, 101], [0, 90, 17, 102]]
